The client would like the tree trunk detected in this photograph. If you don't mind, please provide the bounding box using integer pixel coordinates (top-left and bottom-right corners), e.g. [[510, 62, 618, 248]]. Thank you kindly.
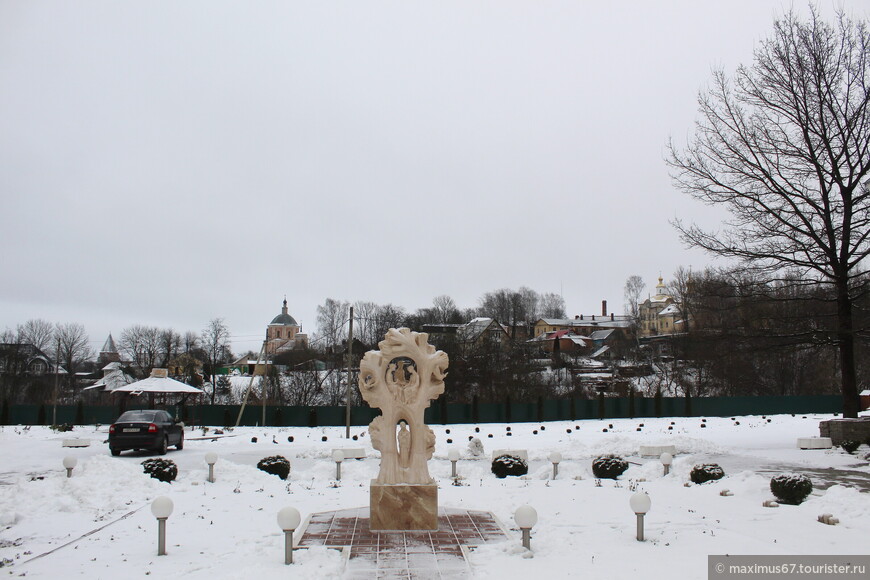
[[836, 281, 860, 418]]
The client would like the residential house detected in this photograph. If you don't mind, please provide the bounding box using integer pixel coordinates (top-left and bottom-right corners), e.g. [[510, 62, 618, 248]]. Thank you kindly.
[[456, 318, 510, 350], [533, 301, 633, 341], [0, 343, 61, 376]]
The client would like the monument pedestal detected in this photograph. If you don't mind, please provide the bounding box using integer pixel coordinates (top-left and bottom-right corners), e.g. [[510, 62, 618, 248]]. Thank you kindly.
[[370, 481, 438, 531]]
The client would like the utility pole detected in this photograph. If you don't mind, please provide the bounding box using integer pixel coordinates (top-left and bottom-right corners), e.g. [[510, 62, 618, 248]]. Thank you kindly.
[[52, 336, 60, 425], [235, 341, 266, 428], [345, 306, 354, 439]]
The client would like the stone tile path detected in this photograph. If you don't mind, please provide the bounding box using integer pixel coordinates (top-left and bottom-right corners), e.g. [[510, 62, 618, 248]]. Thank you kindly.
[[298, 506, 510, 579]]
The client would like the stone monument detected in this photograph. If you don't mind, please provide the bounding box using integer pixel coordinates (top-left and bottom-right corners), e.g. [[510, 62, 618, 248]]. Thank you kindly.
[[359, 328, 448, 531]]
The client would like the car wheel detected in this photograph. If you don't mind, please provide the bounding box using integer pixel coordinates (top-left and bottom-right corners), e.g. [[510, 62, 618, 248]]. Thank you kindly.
[[157, 436, 168, 455], [110, 448, 121, 456], [176, 434, 184, 450]]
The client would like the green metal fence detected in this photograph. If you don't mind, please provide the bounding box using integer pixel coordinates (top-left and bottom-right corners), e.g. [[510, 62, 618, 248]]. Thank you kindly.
[[3, 395, 842, 427]]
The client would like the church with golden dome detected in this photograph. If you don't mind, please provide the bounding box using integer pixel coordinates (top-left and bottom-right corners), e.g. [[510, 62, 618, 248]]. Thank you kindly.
[[266, 298, 309, 354]]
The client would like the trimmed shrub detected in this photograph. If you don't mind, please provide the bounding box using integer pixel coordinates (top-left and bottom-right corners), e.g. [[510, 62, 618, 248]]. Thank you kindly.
[[840, 440, 861, 454], [770, 473, 813, 505], [257, 455, 291, 480], [592, 454, 628, 479], [467, 437, 484, 457], [142, 458, 178, 483], [491, 454, 528, 478], [690, 463, 724, 484]]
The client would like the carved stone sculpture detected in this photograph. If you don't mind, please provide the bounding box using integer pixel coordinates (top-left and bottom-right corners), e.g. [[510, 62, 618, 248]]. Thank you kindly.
[[359, 328, 448, 529]]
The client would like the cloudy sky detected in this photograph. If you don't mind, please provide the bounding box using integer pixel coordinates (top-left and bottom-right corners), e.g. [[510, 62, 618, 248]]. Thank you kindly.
[[1, 1, 864, 356]]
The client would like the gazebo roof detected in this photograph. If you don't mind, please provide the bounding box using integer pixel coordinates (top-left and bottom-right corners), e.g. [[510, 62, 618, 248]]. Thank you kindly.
[[114, 369, 204, 394]]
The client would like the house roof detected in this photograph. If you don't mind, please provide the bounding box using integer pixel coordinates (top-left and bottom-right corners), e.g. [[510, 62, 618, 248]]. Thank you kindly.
[[83, 368, 135, 391], [458, 318, 507, 342], [589, 329, 616, 341], [100, 334, 118, 354], [591, 345, 611, 358], [536, 317, 632, 329]]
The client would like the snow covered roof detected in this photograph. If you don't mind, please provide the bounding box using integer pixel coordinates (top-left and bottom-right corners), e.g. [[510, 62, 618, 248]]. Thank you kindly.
[[114, 368, 204, 394], [83, 368, 135, 391], [537, 317, 632, 329], [658, 304, 680, 316], [589, 329, 615, 341], [458, 318, 507, 342], [102, 361, 123, 371], [591, 345, 610, 358]]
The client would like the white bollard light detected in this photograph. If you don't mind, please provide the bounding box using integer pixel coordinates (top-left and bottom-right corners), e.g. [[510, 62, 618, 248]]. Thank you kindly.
[[660, 452, 673, 476], [332, 449, 345, 480], [630, 492, 651, 541], [205, 452, 217, 483], [548, 451, 562, 479], [514, 505, 538, 550], [277, 506, 302, 564], [151, 496, 174, 556], [63, 456, 77, 478], [447, 448, 460, 478]]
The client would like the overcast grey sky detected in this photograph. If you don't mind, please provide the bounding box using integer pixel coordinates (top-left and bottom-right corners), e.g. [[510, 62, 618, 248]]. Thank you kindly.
[[1, 1, 864, 356]]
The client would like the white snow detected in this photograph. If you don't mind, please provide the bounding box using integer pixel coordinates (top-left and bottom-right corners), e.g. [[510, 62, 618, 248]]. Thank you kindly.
[[1, 413, 868, 579]]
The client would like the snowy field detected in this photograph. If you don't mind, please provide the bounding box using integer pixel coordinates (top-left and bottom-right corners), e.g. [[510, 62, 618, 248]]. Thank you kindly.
[[1, 413, 869, 579]]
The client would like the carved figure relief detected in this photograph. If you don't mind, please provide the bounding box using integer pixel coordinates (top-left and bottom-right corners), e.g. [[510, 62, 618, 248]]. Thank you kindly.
[[359, 328, 448, 484]]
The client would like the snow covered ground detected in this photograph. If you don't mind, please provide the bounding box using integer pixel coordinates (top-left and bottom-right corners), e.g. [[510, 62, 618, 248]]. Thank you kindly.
[[1, 413, 868, 579]]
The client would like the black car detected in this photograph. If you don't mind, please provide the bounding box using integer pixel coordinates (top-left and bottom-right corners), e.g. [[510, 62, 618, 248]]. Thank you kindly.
[[108, 410, 184, 456]]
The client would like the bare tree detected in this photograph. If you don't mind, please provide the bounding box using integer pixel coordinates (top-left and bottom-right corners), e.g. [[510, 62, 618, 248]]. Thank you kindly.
[[54, 322, 93, 393], [623, 275, 646, 322], [201, 318, 231, 405], [158, 329, 181, 368], [431, 295, 461, 324], [119, 325, 162, 378], [517, 287, 540, 322], [315, 298, 349, 351], [668, 9, 870, 417], [539, 292, 566, 319], [182, 331, 200, 354], [353, 300, 379, 347], [17, 319, 54, 353], [371, 304, 407, 342]]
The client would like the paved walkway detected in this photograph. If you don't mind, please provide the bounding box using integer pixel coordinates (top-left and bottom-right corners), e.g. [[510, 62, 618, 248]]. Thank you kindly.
[[297, 507, 510, 579]]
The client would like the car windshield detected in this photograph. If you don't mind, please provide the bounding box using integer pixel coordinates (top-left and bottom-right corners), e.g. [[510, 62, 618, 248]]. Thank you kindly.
[[116, 411, 159, 422]]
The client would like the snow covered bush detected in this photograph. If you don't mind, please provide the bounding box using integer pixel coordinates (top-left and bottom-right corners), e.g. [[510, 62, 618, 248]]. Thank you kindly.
[[50, 423, 74, 432], [491, 454, 528, 478], [690, 463, 724, 484], [257, 455, 291, 480], [840, 440, 861, 454], [592, 454, 628, 479], [467, 437, 484, 457], [141, 458, 178, 483], [770, 473, 813, 505]]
